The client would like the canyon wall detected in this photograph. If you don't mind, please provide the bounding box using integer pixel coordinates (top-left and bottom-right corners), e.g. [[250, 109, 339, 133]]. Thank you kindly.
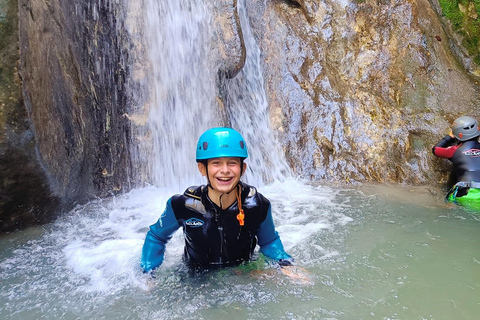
[[1, 0, 479, 232], [246, 0, 480, 184]]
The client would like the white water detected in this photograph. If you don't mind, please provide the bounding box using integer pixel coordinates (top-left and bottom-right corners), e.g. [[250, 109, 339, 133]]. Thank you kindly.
[[137, 0, 295, 217], [140, 0, 289, 190], [2, 0, 480, 319], [142, 0, 219, 191], [0, 180, 346, 316], [223, 0, 292, 184]]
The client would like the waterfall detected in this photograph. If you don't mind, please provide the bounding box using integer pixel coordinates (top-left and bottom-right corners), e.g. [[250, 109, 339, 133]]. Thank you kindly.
[[138, 0, 291, 191], [224, 0, 292, 186], [141, 1, 219, 192]]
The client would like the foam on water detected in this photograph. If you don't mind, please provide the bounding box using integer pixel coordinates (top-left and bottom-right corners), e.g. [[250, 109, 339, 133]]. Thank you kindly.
[[59, 179, 349, 293], [0, 180, 350, 304], [259, 180, 352, 256]]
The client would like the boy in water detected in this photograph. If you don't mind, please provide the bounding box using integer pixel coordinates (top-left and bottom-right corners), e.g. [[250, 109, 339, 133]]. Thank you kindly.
[[432, 116, 480, 209], [141, 127, 294, 272]]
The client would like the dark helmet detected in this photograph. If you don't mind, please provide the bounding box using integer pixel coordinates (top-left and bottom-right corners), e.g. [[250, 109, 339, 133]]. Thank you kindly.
[[196, 127, 248, 161], [452, 116, 480, 141]]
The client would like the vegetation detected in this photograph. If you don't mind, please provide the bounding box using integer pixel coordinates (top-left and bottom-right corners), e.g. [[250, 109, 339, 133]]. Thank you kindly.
[[438, 0, 480, 65]]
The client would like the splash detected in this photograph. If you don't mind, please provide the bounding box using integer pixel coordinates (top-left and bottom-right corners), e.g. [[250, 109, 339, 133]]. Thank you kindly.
[[140, 1, 220, 191]]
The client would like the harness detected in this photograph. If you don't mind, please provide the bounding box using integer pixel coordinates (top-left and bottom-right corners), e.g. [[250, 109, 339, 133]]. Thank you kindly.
[[185, 184, 245, 227], [176, 182, 266, 267], [446, 181, 480, 203]]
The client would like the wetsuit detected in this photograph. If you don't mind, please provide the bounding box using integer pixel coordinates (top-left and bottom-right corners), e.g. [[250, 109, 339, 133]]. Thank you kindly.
[[432, 135, 480, 207], [141, 181, 293, 272]]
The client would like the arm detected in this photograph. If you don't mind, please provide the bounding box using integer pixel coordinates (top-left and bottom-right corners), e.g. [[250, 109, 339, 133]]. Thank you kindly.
[[141, 198, 181, 272], [432, 135, 458, 158], [257, 205, 294, 266]]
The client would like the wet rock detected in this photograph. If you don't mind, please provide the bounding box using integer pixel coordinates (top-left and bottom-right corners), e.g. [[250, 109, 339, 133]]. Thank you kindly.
[[213, 0, 246, 78], [2, 0, 245, 233], [1, 0, 137, 233], [0, 0, 60, 232], [246, 0, 480, 184], [3, 0, 480, 233]]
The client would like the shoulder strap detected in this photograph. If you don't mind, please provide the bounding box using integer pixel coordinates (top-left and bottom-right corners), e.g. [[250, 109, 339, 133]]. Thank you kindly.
[[184, 185, 203, 200], [238, 181, 257, 199]]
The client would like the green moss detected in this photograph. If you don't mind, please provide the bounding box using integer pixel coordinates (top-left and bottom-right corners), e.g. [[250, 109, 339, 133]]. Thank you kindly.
[[438, 0, 464, 27], [438, 0, 480, 67]]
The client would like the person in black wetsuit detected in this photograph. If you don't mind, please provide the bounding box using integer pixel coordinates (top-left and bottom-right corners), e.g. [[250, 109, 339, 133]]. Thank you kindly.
[[141, 127, 293, 273], [432, 116, 480, 207]]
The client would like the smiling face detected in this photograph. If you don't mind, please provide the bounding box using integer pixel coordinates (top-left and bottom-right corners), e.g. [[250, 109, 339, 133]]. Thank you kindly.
[[198, 157, 247, 195]]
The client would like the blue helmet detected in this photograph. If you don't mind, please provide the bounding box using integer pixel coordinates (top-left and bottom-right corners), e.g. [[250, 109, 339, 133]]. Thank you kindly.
[[196, 127, 248, 161]]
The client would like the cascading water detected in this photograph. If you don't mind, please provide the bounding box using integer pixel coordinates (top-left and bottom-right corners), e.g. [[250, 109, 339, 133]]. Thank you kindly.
[[223, 0, 292, 185], [140, 0, 290, 190], [1, 1, 480, 319], [141, 1, 219, 191]]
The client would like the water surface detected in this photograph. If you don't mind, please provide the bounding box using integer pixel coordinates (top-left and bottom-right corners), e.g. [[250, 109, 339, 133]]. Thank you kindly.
[[1, 180, 479, 319]]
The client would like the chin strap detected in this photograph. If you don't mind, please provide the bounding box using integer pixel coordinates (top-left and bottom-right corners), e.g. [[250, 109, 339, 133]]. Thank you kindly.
[[236, 184, 245, 226]]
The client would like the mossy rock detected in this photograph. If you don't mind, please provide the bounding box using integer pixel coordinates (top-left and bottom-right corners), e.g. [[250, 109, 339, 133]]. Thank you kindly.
[[438, 0, 480, 65]]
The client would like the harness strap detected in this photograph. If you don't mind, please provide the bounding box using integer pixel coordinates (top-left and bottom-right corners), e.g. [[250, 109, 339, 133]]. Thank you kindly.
[[236, 185, 245, 226], [447, 185, 459, 202], [454, 181, 480, 188]]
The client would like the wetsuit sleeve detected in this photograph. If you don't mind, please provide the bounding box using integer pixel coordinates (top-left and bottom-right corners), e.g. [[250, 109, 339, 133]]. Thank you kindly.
[[257, 205, 294, 266], [432, 135, 457, 159], [141, 198, 181, 272]]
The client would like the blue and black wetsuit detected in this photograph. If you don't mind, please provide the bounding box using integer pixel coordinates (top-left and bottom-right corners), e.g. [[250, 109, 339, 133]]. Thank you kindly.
[[141, 181, 293, 272]]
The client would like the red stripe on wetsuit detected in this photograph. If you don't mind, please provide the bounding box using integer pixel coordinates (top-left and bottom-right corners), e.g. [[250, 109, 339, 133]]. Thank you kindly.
[[432, 135, 458, 159]]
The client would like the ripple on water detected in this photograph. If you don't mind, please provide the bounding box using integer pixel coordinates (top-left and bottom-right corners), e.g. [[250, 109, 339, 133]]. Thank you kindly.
[[1, 181, 480, 319]]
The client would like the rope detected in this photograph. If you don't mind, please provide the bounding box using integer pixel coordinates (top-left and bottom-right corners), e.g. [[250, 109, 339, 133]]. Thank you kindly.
[[236, 185, 245, 226]]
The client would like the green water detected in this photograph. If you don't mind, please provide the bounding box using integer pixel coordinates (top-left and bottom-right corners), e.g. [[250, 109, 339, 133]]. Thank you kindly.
[[315, 185, 480, 319], [0, 183, 479, 319]]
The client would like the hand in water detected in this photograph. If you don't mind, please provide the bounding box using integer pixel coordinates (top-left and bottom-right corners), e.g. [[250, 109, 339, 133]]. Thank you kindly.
[[280, 266, 314, 285], [247, 265, 313, 285]]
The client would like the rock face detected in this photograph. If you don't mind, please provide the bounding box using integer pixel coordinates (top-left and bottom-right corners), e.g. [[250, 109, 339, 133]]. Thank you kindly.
[[1, 0, 59, 232], [0, 0, 136, 233], [245, 0, 480, 184], [2, 0, 480, 232], [1, 0, 247, 233], [214, 0, 246, 79], [18, 0, 135, 200]]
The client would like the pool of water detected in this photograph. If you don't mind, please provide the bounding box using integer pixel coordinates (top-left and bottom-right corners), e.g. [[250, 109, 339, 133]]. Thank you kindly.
[[1, 180, 479, 319]]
